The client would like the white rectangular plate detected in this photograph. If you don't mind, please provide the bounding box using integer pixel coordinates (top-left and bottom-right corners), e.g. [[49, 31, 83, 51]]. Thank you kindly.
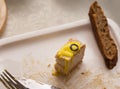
[[0, 19, 120, 89]]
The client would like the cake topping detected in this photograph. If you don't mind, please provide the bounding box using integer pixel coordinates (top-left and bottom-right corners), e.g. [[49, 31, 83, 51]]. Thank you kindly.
[[57, 41, 81, 60], [70, 44, 79, 51]]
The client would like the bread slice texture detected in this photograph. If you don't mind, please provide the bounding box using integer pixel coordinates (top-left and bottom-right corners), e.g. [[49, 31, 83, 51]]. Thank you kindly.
[[88, 1, 118, 69]]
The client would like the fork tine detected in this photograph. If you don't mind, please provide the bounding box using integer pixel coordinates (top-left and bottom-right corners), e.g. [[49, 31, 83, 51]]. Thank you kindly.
[[4, 70, 28, 89], [3, 71, 17, 89], [1, 74, 15, 89], [0, 77, 10, 89]]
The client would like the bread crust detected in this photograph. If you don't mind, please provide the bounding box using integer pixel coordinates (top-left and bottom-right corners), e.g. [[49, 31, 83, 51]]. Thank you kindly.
[[88, 1, 118, 69]]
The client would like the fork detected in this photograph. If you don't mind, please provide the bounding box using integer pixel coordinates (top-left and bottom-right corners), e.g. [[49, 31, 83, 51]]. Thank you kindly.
[[0, 70, 61, 89], [0, 69, 28, 89]]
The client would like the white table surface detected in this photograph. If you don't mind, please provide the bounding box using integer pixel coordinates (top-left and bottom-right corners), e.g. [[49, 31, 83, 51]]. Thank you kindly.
[[2, 0, 120, 38]]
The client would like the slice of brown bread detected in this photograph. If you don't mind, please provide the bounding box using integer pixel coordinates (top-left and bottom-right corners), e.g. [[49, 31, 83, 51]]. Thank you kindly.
[[88, 1, 118, 69]]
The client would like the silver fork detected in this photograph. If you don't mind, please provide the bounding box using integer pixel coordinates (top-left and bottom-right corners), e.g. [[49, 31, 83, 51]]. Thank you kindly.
[[0, 70, 28, 89], [0, 70, 61, 89]]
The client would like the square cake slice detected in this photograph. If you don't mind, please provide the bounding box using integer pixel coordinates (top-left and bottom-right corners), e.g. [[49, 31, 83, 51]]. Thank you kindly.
[[55, 39, 86, 75]]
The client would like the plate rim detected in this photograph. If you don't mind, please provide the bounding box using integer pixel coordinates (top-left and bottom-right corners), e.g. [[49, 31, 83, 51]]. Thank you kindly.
[[0, 18, 120, 47]]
